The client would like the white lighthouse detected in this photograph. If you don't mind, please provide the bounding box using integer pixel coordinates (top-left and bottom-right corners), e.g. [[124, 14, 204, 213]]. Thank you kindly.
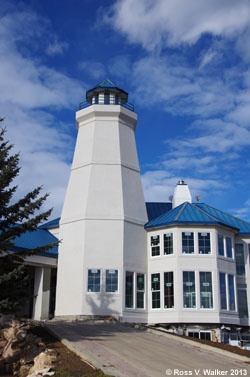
[[55, 80, 148, 321]]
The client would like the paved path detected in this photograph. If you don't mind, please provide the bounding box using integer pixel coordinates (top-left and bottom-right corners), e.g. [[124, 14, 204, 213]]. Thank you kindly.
[[46, 321, 250, 377]]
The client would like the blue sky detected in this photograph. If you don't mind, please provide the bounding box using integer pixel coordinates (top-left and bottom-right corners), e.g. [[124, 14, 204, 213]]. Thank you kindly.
[[1, 0, 250, 221]]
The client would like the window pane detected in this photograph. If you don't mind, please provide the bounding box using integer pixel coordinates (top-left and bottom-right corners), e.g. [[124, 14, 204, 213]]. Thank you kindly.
[[136, 274, 145, 309], [226, 237, 232, 258], [219, 273, 227, 310], [105, 270, 118, 293], [182, 232, 194, 254], [183, 271, 196, 308], [164, 233, 173, 255], [198, 233, 211, 254], [237, 284, 249, 318], [94, 95, 99, 104], [88, 269, 101, 292], [151, 273, 160, 308], [228, 274, 235, 311], [164, 272, 174, 308], [151, 235, 160, 256], [200, 272, 213, 309], [125, 271, 134, 308], [218, 234, 224, 256], [235, 244, 245, 276]]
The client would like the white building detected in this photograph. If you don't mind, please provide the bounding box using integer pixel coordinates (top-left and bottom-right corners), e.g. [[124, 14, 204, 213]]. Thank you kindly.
[[15, 80, 250, 341]]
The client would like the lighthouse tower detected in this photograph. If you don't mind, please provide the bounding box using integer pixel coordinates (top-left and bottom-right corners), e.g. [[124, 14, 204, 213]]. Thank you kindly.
[[55, 80, 148, 321]]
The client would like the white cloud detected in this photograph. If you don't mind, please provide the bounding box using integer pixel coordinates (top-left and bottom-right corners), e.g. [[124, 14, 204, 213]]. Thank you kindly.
[[46, 40, 69, 56], [106, 0, 250, 51], [0, 6, 84, 219], [78, 61, 106, 80]]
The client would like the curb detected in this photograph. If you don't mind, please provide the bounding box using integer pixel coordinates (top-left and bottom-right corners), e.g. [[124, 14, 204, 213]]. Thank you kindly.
[[146, 327, 250, 363]]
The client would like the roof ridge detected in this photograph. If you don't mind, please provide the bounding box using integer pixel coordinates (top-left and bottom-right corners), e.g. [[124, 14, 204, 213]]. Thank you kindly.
[[191, 203, 220, 222], [174, 202, 188, 221], [198, 203, 250, 227]]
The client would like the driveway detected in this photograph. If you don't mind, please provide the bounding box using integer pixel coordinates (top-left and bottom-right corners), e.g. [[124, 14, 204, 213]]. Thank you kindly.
[[46, 321, 250, 377]]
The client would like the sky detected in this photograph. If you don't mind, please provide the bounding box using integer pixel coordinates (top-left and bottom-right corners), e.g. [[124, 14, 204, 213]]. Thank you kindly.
[[1, 0, 250, 221]]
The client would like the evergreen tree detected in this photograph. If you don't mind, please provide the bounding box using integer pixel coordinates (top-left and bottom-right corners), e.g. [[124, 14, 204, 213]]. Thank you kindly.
[[0, 119, 57, 314]]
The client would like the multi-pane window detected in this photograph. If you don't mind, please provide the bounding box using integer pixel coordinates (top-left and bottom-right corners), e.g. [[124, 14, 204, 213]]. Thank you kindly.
[[164, 233, 173, 255], [136, 274, 145, 309], [219, 273, 227, 310], [88, 269, 101, 292], [94, 94, 99, 104], [235, 244, 245, 276], [182, 232, 194, 254], [226, 237, 233, 258], [228, 274, 236, 311], [200, 272, 213, 309], [198, 233, 211, 254], [151, 273, 161, 309], [218, 234, 224, 256], [125, 271, 134, 308], [105, 270, 118, 293], [164, 272, 174, 308], [151, 235, 160, 256], [183, 271, 196, 308], [237, 284, 249, 318]]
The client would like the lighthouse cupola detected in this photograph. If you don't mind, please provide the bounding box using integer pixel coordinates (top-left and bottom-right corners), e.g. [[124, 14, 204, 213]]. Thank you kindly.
[[82, 78, 132, 109]]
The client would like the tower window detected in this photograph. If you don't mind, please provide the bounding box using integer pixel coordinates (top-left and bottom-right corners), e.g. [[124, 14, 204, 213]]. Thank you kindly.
[[104, 93, 110, 104], [164, 233, 173, 255], [182, 232, 194, 254], [198, 232, 211, 254], [94, 95, 99, 104]]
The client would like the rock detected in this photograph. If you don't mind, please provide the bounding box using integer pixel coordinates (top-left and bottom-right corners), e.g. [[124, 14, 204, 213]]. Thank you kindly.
[[20, 344, 41, 365], [2, 326, 16, 341], [0, 339, 7, 355], [18, 364, 32, 377], [29, 350, 57, 374]]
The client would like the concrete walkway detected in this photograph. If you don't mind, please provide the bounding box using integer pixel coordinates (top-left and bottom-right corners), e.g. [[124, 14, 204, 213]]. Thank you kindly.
[[46, 321, 250, 377]]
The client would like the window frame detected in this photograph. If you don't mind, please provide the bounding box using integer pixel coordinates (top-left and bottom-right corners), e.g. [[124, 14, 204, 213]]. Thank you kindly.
[[219, 272, 227, 310], [182, 232, 195, 254], [125, 271, 134, 309], [150, 235, 160, 257], [136, 273, 145, 310], [235, 243, 245, 276], [164, 233, 173, 255], [199, 271, 213, 309], [105, 269, 118, 293], [183, 271, 196, 308], [164, 271, 174, 309], [218, 234, 224, 256], [198, 232, 211, 254], [226, 236, 233, 258], [151, 273, 161, 309], [87, 269, 101, 293]]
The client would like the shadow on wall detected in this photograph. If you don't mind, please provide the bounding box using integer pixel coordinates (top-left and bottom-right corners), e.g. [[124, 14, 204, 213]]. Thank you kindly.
[[85, 292, 120, 319]]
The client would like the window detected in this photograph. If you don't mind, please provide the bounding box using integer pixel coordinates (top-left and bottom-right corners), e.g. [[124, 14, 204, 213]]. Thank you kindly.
[[151, 273, 160, 309], [164, 272, 174, 308], [183, 271, 196, 308], [104, 93, 110, 104], [226, 237, 232, 258], [125, 271, 134, 308], [136, 274, 145, 309], [235, 244, 245, 276], [219, 273, 227, 310], [88, 269, 101, 292], [200, 332, 211, 341], [115, 95, 119, 104], [164, 233, 173, 255], [218, 234, 224, 256], [151, 235, 160, 256], [228, 274, 235, 311], [200, 272, 213, 309], [94, 94, 99, 104], [198, 233, 211, 254], [182, 232, 194, 254], [237, 284, 248, 318], [105, 270, 118, 293]]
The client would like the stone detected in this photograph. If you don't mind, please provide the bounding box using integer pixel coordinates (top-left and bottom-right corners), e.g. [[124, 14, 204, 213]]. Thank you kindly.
[[29, 350, 57, 374], [2, 327, 16, 341], [18, 364, 32, 377]]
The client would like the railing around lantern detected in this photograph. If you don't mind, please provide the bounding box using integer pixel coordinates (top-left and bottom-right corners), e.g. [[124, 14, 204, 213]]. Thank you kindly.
[[78, 100, 134, 112]]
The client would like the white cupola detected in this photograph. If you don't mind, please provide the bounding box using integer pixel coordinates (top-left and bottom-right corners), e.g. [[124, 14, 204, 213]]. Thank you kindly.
[[172, 179, 192, 208]]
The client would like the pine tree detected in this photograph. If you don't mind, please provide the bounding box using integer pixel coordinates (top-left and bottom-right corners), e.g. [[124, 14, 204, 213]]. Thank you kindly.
[[0, 119, 58, 314]]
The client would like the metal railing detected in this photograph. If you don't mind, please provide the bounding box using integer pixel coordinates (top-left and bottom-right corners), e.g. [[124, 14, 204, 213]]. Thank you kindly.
[[78, 100, 134, 112]]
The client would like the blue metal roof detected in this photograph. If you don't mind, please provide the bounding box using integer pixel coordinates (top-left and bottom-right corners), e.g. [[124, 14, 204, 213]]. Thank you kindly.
[[146, 202, 172, 221], [145, 202, 250, 234], [39, 217, 60, 229], [13, 228, 58, 257]]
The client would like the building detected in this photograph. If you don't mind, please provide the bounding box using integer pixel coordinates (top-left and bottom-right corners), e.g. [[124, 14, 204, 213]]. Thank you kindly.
[[14, 80, 250, 341]]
